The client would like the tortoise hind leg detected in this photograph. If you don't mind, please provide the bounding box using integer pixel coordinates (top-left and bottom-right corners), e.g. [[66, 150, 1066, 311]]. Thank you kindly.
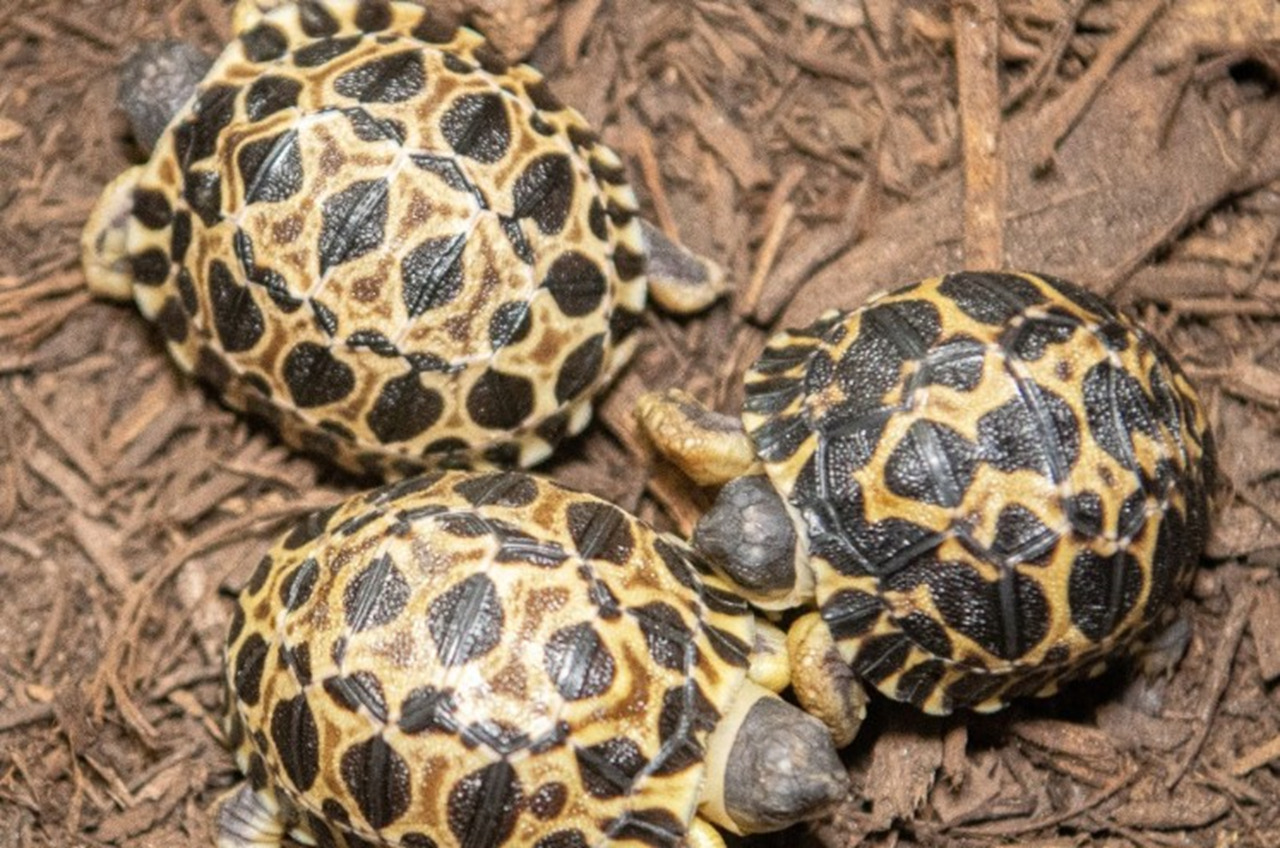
[[214, 784, 286, 847], [638, 219, 725, 314], [81, 166, 144, 301]]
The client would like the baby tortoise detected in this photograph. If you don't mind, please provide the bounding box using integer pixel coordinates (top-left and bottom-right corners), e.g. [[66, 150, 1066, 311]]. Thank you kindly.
[[220, 470, 849, 848], [638, 271, 1214, 744], [83, 0, 720, 477]]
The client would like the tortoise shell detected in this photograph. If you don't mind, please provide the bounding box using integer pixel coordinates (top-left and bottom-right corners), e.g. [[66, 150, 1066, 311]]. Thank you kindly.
[[741, 271, 1213, 714], [224, 470, 757, 847], [114, 0, 647, 475]]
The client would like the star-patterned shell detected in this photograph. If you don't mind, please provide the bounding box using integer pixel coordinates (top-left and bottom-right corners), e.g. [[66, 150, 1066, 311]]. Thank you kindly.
[[113, 0, 648, 475], [741, 271, 1214, 714], [224, 470, 757, 848]]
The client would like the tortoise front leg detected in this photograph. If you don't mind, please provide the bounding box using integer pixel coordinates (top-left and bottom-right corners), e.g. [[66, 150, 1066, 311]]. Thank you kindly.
[[637, 219, 725, 315], [788, 612, 868, 748], [635, 388, 760, 486]]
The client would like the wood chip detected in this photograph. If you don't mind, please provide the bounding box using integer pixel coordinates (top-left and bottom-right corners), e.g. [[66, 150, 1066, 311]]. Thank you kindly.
[[11, 380, 108, 487], [1166, 583, 1255, 789], [1247, 580, 1280, 682], [1230, 732, 1280, 778], [0, 117, 24, 143], [168, 470, 249, 524], [1224, 360, 1280, 408], [25, 448, 104, 517], [863, 713, 944, 830], [112, 397, 196, 476], [1110, 788, 1230, 830], [559, 0, 604, 66], [0, 701, 54, 733], [778, 21, 1280, 328], [68, 512, 132, 593], [686, 105, 771, 189], [1095, 703, 1193, 753], [0, 529, 43, 558]]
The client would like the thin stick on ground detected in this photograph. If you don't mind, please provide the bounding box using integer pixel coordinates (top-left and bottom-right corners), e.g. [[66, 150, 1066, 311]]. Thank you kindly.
[[1166, 586, 1255, 790], [954, 0, 1005, 270], [1031, 0, 1169, 171]]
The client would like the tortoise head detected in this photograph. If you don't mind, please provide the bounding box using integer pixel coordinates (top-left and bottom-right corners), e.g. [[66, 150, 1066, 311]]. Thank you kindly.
[[118, 40, 213, 154], [692, 474, 814, 610], [700, 679, 849, 836]]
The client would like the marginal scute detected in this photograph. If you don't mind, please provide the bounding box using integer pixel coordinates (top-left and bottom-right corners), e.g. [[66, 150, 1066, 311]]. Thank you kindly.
[[298, 0, 340, 37], [183, 168, 222, 226], [270, 694, 321, 791], [171, 212, 193, 267], [293, 34, 362, 67], [245, 75, 303, 121], [280, 557, 320, 610], [283, 342, 356, 408], [334, 50, 425, 104], [544, 252, 606, 317], [440, 92, 511, 163], [466, 370, 535, 430], [367, 373, 444, 443], [554, 334, 605, 404], [155, 296, 189, 342], [234, 632, 269, 706], [1068, 549, 1143, 642], [354, 0, 393, 32], [132, 188, 173, 229], [453, 471, 538, 507], [241, 24, 289, 63], [340, 735, 412, 828], [187, 84, 239, 162], [208, 258, 265, 352], [513, 153, 575, 235]]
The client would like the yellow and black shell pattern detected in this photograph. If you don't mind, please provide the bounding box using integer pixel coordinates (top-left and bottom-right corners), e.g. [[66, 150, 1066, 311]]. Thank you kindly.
[[224, 470, 757, 848], [742, 271, 1213, 715], [120, 0, 647, 475]]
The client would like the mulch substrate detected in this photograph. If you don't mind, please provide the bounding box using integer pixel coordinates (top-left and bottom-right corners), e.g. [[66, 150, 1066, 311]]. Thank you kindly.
[[2, 1, 1279, 846]]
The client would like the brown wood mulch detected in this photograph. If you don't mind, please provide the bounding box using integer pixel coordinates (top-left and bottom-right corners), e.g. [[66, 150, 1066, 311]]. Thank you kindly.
[[2, 0, 1279, 846]]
